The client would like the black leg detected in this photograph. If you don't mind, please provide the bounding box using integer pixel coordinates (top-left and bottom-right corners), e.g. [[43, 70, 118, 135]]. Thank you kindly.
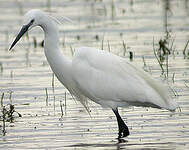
[[112, 108, 130, 138]]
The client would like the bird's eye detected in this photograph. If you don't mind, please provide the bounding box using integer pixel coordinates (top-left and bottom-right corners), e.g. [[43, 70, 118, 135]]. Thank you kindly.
[[30, 19, 34, 24]]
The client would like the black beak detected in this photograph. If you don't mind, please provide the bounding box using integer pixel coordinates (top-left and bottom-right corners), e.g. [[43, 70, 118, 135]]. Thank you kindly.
[[9, 22, 32, 50]]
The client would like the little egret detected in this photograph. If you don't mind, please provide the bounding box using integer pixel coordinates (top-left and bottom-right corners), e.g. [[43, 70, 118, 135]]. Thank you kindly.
[[10, 9, 178, 139]]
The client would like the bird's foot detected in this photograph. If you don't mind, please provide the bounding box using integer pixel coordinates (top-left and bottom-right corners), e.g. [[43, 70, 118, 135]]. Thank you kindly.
[[117, 138, 128, 143], [118, 126, 130, 139], [112, 108, 130, 139]]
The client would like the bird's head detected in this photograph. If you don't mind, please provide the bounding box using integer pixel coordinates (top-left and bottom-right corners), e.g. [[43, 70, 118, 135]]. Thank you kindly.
[[9, 9, 45, 50]]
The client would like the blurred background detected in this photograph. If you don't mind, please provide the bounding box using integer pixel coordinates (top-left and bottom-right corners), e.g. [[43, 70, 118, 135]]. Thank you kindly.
[[0, 0, 189, 149]]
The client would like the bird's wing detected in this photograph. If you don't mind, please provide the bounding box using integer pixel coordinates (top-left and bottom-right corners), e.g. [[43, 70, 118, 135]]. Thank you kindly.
[[72, 47, 177, 110]]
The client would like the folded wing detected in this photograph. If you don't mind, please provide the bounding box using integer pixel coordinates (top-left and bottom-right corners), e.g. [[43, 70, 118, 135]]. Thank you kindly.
[[72, 47, 178, 110]]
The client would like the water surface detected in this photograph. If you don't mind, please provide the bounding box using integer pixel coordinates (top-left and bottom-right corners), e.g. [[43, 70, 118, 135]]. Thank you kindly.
[[0, 0, 189, 149]]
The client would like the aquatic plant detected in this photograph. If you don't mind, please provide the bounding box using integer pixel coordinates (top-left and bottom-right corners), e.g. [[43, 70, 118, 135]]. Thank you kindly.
[[122, 40, 127, 56], [60, 100, 64, 118], [47, 0, 51, 11], [0, 92, 22, 136], [62, 35, 65, 47], [95, 35, 99, 41], [129, 51, 133, 61], [107, 40, 111, 52], [40, 40, 44, 47], [183, 39, 189, 58], [64, 92, 67, 114], [70, 46, 75, 56], [59, 92, 67, 117], [76, 35, 80, 41], [0, 62, 3, 73], [45, 88, 49, 106], [52, 73, 56, 112], [153, 32, 175, 78], [33, 37, 37, 48], [101, 36, 104, 50], [111, 0, 116, 20]]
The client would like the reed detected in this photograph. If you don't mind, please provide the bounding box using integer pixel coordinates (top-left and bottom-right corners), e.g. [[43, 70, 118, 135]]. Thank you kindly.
[[64, 92, 67, 114], [1, 93, 4, 107], [101, 35, 104, 50], [26, 32, 29, 41], [10, 71, 13, 79], [153, 32, 175, 78], [40, 40, 44, 47], [33, 37, 37, 48], [108, 40, 111, 52], [172, 72, 175, 83], [129, 51, 133, 61], [45, 88, 48, 106], [111, 0, 116, 20], [62, 35, 65, 47], [60, 100, 64, 117], [153, 37, 164, 74], [2, 106, 6, 136], [142, 56, 147, 68], [52, 73, 55, 93], [70, 46, 75, 56], [95, 35, 99, 41], [1, 92, 22, 135], [52, 73, 56, 112], [47, 0, 51, 11], [9, 91, 13, 104], [166, 51, 169, 78], [1, 92, 6, 135], [183, 39, 189, 58], [76, 35, 80, 41], [122, 40, 127, 56], [0, 62, 3, 73]]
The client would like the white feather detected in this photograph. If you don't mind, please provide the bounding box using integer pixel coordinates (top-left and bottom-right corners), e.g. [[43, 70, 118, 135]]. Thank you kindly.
[[72, 47, 178, 111]]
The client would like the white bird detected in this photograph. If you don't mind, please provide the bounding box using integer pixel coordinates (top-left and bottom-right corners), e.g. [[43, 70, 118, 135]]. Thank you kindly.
[[10, 9, 178, 139]]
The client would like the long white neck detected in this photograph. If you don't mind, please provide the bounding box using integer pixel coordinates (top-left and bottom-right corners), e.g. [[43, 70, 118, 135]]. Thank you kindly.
[[40, 16, 72, 86]]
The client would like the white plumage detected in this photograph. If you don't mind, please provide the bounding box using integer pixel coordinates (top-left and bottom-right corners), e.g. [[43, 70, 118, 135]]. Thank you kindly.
[[10, 9, 178, 138], [72, 47, 177, 110]]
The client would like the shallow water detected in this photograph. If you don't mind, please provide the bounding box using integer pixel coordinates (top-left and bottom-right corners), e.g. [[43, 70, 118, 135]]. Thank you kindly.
[[0, 0, 189, 149]]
